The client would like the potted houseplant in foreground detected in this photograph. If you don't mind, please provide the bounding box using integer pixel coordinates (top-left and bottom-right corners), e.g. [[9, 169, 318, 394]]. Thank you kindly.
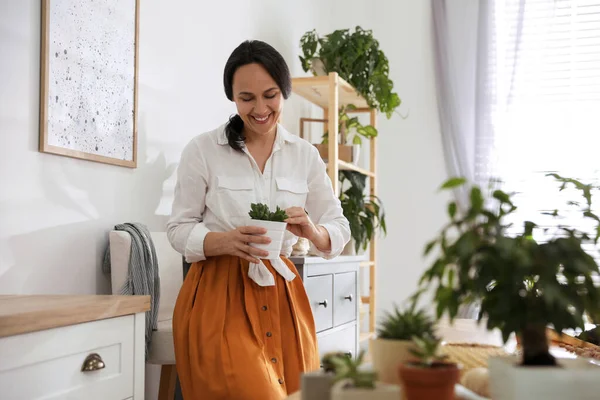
[[248, 203, 288, 258], [339, 170, 386, 255], [300, 352, 350, 400], [329, 350, 400, 400], [398, 334, 460, 400], [415, 174, 600, 399], [369, 302, 435, 385]]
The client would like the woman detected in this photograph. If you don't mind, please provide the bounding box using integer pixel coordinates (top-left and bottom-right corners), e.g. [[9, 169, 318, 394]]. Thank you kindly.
[[167, 40, 351, 400]]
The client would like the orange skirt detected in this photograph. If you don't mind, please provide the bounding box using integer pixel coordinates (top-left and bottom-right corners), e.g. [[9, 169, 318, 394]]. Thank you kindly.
[[172, 255, 319, 400]]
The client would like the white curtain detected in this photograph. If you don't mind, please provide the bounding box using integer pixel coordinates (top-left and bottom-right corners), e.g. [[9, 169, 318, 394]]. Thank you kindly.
[[433, 0, 600, 318]]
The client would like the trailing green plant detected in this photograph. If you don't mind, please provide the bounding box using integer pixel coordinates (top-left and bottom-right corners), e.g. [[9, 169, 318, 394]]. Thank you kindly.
[[376, 302, 436, 340], [299, 26, 401, 118], [328, 350, 377, 389], [248, 203, 288, 222], [408, 334, 449, 367], [415, 173, 600, 367], [321, 105, 378, 146], [339, 170, 386, 253]]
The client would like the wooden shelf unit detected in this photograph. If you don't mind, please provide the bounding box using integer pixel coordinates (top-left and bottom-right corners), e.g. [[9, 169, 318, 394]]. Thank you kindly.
[[291, 72, 378, 338]]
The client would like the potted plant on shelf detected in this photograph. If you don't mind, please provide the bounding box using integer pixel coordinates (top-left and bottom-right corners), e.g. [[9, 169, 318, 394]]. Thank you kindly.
[[329, 350, 400, 400], [339, 170, 386, 255], [398, 334, 460, 400], [248, 203, 288, 258], [369, 302, 436, 385], [299, 26, 401, 118], [414, 174, 600, 399]]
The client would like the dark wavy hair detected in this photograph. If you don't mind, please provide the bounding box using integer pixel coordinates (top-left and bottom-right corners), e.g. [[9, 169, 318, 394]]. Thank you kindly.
[[223, 40, 292, 151]]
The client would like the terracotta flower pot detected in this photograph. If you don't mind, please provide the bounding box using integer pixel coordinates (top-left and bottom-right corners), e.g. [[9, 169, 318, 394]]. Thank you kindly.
[[398, 362, 460, 400]]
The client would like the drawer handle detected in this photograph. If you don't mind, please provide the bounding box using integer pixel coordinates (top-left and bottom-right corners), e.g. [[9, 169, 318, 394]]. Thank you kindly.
[[344, 294, 353, 302], [81, 353, 105, 372], [318, 299, 328, 308], [345, 351, 353, 358]]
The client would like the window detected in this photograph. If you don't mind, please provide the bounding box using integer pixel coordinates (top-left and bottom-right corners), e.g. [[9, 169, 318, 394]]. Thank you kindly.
[[476, 0, 600, 266]]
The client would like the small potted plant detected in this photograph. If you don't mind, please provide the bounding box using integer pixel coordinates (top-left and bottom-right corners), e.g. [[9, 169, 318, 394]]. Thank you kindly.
[[329, 350, 400, 400], [301, 352, 350, 400], [398, 334, 460, 400], [369, 302, 436, 385], [339, 170, 386, 255], [247, 203, 288, 258], [415, 174, 600, 399]]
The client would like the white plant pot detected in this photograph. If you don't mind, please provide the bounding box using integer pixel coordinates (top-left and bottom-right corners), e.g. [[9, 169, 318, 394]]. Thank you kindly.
[[369, 338, 415, 385], [351, 144, 361, 165], [311, 57, 327, 76], [330, 379, 400, 400], [488, 355, 600, 400], [300, 371, 333, 400], [248, 220, 287, 258]]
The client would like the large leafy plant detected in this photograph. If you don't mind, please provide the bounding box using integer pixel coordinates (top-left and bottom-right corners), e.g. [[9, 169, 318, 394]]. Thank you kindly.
[[299, 26, 401, 119], [248, 203, 288, 222], [416, 174, 600, 366], [321, 105, 378, 146], [376, 303, 436, 341], [339, 170, 386, 253]]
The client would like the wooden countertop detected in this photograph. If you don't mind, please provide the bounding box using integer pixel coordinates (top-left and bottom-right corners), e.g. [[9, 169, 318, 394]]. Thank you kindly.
[[0, 295, 150, 338]]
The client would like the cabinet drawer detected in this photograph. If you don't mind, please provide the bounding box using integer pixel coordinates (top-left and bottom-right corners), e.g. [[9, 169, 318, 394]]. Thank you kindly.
[[304, 274, 333, 332], [333, 271, 357, 326], [0, 315, 135, 400], [317, 324, 357, 361]]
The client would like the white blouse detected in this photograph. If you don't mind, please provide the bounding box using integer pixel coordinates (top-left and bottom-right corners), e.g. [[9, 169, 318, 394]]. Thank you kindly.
[[167, 123, 351, 284]]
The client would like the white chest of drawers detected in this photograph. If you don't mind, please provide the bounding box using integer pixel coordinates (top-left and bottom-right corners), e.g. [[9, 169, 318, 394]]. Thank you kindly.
[[291, 255, 363, 361], [0, 295, 150, 400]]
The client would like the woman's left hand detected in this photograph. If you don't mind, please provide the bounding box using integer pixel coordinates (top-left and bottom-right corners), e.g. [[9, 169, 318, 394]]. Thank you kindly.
[[285, 207, 331, 252]]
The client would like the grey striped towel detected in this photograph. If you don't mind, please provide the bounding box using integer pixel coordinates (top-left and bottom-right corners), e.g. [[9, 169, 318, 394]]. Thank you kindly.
[[103, 223, 160, 360]]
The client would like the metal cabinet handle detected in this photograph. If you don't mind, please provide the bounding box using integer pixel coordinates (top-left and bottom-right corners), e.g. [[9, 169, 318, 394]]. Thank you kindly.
[[344, 294, 353, 301], [81, 353, 105, 372], [345, 351, 353, 358], [318, 299, 328, 308]]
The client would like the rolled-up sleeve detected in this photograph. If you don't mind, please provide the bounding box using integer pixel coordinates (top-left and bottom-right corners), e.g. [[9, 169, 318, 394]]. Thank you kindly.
[[304, 146, 351, 259], [166, 139, 211, 263]]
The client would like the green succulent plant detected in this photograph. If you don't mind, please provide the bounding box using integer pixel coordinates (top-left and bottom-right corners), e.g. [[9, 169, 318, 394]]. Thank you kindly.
[[321, 351, 351, 373], [328, 350, 377, 389], [248, 203, 288, 222], [409, 334, 449, 367], [376, 303, 436, 340]]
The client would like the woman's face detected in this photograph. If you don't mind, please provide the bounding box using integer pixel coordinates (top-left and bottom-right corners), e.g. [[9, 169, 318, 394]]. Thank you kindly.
[[231, 63, 283, 138]]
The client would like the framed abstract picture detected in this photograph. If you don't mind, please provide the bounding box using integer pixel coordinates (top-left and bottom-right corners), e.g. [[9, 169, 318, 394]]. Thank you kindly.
[[39, 0, 139, 168]]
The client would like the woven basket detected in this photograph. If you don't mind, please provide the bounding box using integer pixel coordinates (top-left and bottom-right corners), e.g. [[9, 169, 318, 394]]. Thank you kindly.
[[440, 343, 507, 375]]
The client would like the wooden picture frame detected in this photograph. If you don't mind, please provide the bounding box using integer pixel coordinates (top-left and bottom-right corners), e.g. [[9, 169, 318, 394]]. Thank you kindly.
[[39, 0, 139, 168]]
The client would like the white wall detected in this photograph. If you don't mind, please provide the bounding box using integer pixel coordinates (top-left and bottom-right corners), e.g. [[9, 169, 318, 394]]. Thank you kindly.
[[324, 0, 451, 320]]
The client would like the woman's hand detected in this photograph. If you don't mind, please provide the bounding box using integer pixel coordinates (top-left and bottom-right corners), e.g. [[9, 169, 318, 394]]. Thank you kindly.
[[204, 226, 271, 264], [285, 207, 332, 253]]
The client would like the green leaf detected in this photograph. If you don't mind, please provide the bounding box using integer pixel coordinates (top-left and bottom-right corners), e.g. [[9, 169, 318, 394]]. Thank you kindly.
[[352, 135, 362, 145], [448, 202, 457, 219], [439, 177, 467, 190], [424, 239, 437, 256]]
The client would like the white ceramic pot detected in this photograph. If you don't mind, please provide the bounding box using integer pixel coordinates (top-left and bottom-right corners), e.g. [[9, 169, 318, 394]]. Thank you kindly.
[[248, 220, 287, 257], [291, 237, 310, 256], [352, 144, 361, 165], [330, 379, 400, 400], [488, 355, 600, 400], [311, 58, 327, 76], [369, 338, 416, 385]]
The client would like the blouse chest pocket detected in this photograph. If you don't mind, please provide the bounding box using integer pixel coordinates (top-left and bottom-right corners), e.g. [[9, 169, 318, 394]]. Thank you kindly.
[[216, 176, 254, 217], [275, 177, 309, 209]]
